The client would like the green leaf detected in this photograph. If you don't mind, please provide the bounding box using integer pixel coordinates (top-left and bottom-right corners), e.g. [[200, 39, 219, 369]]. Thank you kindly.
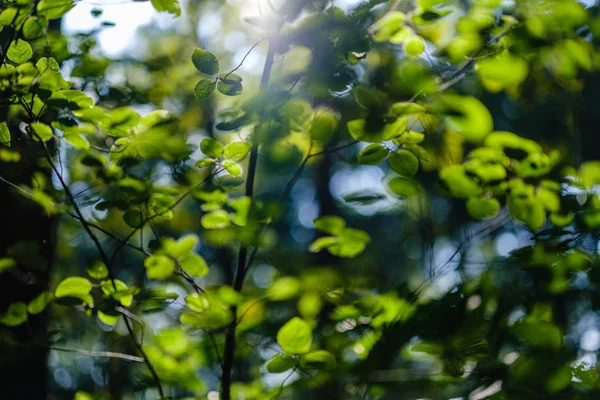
[[192, 48, 220, 75], [266, 354, 297, 373], [200, 137, 224, 157], [27, 292, 51, 315], [201, 210, 231, 229], [223, 142, 250, 161], [373, 11, 406, 42], [441, 95, 493, 143], [100, 279, 133, 307], [229, 196, 251, 226], [388, 177, 420, 197], [267, 277, 301, 301], [222, 159, 242, 176], [277, 317, 312, 355], [348, 119, 377, 142], [0, 8, 17, 26], [513, 321, 563, 349], [37, 0, 75, 19], [151, 0, 180, 16], [357, 144, 389, 165], [144, 255, 176, 280], [194, 79, 216, 98], [36, 57, 60, 72], [47, 90, 94, 110], [310, 110, 337, 142], [0, 257, 16, 274], [98, 310, 120, 326], [195, 158, 215, 168], [0, 122, 10, 146], [440, 165, 482, 198], [123, 209, 144, 228], [308, 236, 339, 253], [298, 292, 323, 319], [23, 17, 46, 40], [314, 216, 345, 235], [485, 131, 542, 155], [217, 74, 243, 96], [37, 70, 71, 91], [389, 102, 426, 116], [300, 350, 336, 370], [405, 36, 425, 57], [86, 260, 108, 279], [73, 107, 104, 123], [0, 302, 27, 326], [550, 212, 574, 227], [411, 342, 444, 354], [55, 277, 93, 305], [179, 254, 209, 277], [30, 122, 53, 142], [64, 131, 90, 150], [7, 39, 32, 63], [102, 107, 140, 136], [218, 285, 243, 306], [185, 293, 209, 312], [404, 144, 430, 162], [477, 50, 529, 92], [389, 149, 419, 177], [466, 197, 501, 220], [328, 228, 371, 258], [155, 328, 190, 357], [180, 308, 232, 330], [163, 234, 199, 257], [394, 130, 424, 145], [353, 85, 383, 110]]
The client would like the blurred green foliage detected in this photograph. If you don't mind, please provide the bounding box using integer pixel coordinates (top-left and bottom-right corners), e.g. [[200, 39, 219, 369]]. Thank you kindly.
[[1, 0, 600, 399]]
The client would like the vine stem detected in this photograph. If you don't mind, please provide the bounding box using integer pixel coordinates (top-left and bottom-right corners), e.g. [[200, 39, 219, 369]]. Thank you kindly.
[[220, 37, 277, 400]]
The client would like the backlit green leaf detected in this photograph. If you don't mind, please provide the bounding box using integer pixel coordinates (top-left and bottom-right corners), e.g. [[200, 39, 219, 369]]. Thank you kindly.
[[200, 138, 224, 157], [0, 302, 27, 326], [357, 144, 388, 165], [86, 260, 108, 279], [192, 48, 220, 75], [217, 74, 243, 96], [144, 255, 176, 280], [266, 354, 297, 373], [466, 197, 501, 220], [389, 149, 419, 177], [277, 317, 312, 355], [30, 122, 53, 142], [151, 0, 180, 16], [7, 39, 32, 63], [201, 210, 231, 229], [55, 277, 93, 305], [27, 292, 51, 315], [194, 79, 216, 98], [0, 122, 10, 146], [388, 177, 420, 197], [300, 350, 336, 370], [223, 142, 250, 161], [314, 216, 345, 235], [179, 254, 209, 277]]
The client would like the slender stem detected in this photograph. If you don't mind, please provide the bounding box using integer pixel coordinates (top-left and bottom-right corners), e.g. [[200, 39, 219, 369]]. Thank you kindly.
[[67, 212, 149, 255], [223, 39, 263, 81], [220, 38, 277, 400]]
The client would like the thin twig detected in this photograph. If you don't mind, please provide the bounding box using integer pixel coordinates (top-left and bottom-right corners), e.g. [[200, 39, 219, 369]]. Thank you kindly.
[[46, 346, 145, 363], [223, 39, 264, 81]]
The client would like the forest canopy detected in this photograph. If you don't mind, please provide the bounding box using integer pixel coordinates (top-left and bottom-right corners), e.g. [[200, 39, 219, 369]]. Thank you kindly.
[[1, 0, 600, 399]]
